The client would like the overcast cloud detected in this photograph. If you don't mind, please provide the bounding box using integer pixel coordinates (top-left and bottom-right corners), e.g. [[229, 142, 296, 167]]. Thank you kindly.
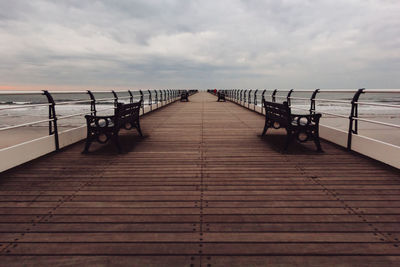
[[0, 0, 399, 90]]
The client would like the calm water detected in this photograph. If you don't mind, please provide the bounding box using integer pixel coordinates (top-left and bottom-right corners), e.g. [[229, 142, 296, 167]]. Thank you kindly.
[[1, 90, 400, 130]]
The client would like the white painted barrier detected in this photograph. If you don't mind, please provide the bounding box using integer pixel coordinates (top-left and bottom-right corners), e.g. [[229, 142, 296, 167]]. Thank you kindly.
[[352, 134, 400, 169], [0, 136, 56, 172], [59, 126, 87, 149], [319, 125, 348, 148]]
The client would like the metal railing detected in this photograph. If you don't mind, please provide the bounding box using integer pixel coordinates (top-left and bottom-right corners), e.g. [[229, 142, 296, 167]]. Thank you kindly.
[[214, 88, 400, 151], [0, 89, 183, 151]]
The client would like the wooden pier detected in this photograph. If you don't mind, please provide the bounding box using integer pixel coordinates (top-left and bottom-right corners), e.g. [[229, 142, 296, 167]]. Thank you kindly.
[[1, 92, 399, 266]]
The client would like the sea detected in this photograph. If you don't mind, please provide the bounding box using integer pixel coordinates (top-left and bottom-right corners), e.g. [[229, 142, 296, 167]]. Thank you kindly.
[[1, 90, 400, 135], [0, 91, 151, 128]]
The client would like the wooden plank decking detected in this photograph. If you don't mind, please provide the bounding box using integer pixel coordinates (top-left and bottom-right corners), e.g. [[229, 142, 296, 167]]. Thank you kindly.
[[0, 92, 399, 266]]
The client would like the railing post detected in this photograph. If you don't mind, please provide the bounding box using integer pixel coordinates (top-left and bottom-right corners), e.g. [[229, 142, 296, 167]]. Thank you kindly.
[[148, 90, 152, 111], [155, 90, 158, 108], [244, 89, 247, 104], [254, 89, 258, 111], [128, 90, 134, 103], [347, 88, 365, 150], [286, 89, 294, 106], [310, 89, 320, 114], [111, 90, 118, 107], [139, 90, 144, 114], [43, 90, 59, 151], [261, 90, 266, 114], [163, 89, 167, 102], [248, 90, 252, 108], [87, 90, 96, 116], [272, 89, 278, 103]]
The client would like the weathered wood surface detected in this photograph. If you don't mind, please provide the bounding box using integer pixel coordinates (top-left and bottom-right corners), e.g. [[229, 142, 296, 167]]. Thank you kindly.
[[0, 92, 399, 266]]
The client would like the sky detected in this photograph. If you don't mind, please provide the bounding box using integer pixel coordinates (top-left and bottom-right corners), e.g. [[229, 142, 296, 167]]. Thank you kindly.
[[0, 0, 399, 90]]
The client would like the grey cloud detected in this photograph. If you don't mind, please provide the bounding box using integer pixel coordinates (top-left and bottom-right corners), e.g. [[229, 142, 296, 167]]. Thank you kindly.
[[0, 0, 399, 89]]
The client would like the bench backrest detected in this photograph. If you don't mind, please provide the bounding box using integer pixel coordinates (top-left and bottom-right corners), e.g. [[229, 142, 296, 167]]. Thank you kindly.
[[115, 101, 141, 125], [263, 100, 291, 126]]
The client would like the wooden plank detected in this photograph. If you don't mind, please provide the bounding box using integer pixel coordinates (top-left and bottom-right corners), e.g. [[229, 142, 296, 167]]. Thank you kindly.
[[0, 256, 194, 267], [0, 92, 399, 266]]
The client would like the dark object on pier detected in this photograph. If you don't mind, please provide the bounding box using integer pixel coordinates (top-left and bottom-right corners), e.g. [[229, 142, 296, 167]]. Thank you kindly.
[[83, 100, 143, 153], [262, 100, 322, 152], [180, 91, 189, 102], [217, 91, 226, 102]]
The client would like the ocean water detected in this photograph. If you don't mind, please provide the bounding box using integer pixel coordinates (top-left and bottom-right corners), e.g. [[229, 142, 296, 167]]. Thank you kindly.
[[1, 90, 400, 130], [247, 90, 400, 117], [0, 90, 166, 128]]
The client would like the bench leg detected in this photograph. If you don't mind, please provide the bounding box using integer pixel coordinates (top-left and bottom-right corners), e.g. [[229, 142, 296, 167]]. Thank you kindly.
[[284, 132, 294, 152], [262, 120, 270, 136], [313, 131, 323, 152], [261, 125, 269, 136], [82, 139, 92, 154], [136, 120, 143, 137], [114, 135, 122, 153]]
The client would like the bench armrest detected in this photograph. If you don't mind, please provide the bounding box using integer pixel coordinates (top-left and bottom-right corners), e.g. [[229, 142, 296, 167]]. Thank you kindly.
[[290, 113, 321, 126]]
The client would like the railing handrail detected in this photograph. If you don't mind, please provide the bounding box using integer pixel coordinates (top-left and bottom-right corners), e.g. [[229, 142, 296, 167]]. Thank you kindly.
[[0, 118, 54, 131], [355, 101, 400, 109], [278, 95, 351, 104], [57, 107, 116, 121], [0, 103, 51, 111], [354, 117, 400, 129]]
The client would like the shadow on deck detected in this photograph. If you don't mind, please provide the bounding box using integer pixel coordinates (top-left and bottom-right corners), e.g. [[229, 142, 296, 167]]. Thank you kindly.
[[0, 92, 399, 266]]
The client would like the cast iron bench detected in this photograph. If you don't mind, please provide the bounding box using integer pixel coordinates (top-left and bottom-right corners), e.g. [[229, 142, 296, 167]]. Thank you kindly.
[[83, 100, 143, 153], [180, 91, 189, 102], [262, 100, 322, 152], [217, 92, 226, 102]]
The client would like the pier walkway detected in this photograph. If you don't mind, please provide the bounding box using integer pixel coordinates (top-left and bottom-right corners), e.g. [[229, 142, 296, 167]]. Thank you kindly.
[[1, 92, 400, 266]]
